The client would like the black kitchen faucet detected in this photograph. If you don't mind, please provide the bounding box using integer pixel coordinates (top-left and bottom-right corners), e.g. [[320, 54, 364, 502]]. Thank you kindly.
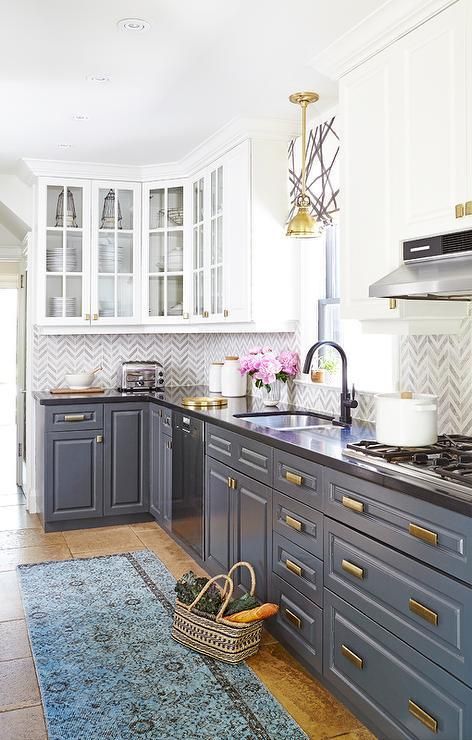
[[302, 340, 358, 425]]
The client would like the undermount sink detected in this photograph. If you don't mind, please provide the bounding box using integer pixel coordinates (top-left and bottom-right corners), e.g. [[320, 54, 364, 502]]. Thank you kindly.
[[234, 411, 340, 432]]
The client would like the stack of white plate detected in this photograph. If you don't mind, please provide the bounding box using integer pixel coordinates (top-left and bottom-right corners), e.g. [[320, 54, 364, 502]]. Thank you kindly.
[[48, 297, 78, 317], [98, 243, 125, 273], [99, 300, 114, 318], [46, 247, 77, 272]]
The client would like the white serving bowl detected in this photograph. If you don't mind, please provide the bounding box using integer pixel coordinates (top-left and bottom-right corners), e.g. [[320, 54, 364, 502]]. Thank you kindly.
[[65, 373, 95, 389]]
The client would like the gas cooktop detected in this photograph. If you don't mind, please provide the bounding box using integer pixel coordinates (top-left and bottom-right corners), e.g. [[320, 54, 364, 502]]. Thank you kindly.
[[344, 435, 472, 496]]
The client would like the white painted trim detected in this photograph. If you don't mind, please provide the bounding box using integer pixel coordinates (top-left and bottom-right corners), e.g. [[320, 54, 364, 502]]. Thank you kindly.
[[311, 0, 458, 79], [0, 246, 23, 260], [34, 320, 298, 336], [21, 117, 296, 183]]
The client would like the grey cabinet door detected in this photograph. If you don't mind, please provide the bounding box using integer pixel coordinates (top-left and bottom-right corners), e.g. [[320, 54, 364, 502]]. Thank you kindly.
[[232, 472, 272, 602], [45, 430, 103, 522], [206, 423, 273, 485], [205, 458, 233, 576], [103, 404, 149, 516], [159, 427, 172, 531], [149, 406, 162, 521]]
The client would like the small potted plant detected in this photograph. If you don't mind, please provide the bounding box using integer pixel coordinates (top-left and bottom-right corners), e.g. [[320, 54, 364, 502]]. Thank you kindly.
[[311, 356, 338, 384], [239, 347, 299, 406]]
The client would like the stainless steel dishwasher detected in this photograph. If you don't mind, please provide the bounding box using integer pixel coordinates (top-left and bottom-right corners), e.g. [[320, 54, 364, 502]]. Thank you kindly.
[[171, 412, 204, 559]]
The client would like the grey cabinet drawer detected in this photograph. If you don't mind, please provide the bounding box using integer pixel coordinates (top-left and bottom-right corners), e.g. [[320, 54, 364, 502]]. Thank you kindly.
[[324, 590, 472, 740], [271, 573, 322, 674], [46, 404, 103, 432], [325, 518, 472, 685], [206, 423, 272, 485], [273, 533, 323, 607], [324, 468, 472, 585], [273, 491, 323, 559], [273, 448, 323, 510]]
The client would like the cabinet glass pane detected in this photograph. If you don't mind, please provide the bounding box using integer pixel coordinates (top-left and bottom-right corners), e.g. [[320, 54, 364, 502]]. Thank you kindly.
[[217, 216, 223, 262], [98, 233, 115, 273], [117, 276, 133, 317], [66, 231, 82, 273], [168, 231, 183, 273], [46, 231, 63, 273], [167, 276, 183, 317], [117, 189, 133, 230], [98, 276, 115, 318], [149, 189, 165, 229], [199, 179, 204, 222], [149, 276, 164, 316], [193, 181, 198, 225], [217, 266, 223, 314], [47, 185, 83, 228], [211, 170, 216, 217], [46, 275, 63, 317], [217, 166, 223, 213], [167, 187, 183, 228], [149, 233, 165, 272], [117, 232, 133, 273], [65, 276, 82, 316], [99, 188, 118, 230], [211, 220, 216, 264], [199, 224, 204, 267], [193, 228, 198, 269]]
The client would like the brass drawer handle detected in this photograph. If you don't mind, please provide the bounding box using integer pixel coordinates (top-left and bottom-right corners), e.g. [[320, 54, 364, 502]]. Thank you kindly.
[[285, 559, 303, 577], [455, 203, 465, 219], [285, 470, 303, 486], [342, 495, 364, 513], [409, 523, 438, 546], [341, 559, 365, 580], [284, 608, 301, 629], [408, 700, 438, 733], [227, 477, 237, 490], [63, 414, 86, 422], [409, 598, 438, 626], [341, 644, 364, 670], [285, 514, 302, 532], [96, 435, 103, 444]]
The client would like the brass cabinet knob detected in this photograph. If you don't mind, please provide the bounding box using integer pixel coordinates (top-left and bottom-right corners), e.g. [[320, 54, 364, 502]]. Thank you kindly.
[[455, 203, 465, 218], [465, 201, 472, 216]]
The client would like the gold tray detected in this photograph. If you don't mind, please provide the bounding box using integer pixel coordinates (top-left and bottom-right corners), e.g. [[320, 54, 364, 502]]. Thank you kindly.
[[182, 396, 228, 408]]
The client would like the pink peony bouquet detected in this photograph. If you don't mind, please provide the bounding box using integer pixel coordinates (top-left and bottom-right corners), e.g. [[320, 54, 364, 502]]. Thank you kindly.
[[239, 347, 299, 391]]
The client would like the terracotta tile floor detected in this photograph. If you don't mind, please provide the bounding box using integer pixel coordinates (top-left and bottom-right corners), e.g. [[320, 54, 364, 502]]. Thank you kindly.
[[0, 495, 375, 739]]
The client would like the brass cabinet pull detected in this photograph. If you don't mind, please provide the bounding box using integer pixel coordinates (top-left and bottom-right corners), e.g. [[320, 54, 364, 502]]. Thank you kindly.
[[342, 495, 364, 513], [166, 440, 172, 450], [341, 644, 364, 670], [388, 298, 397, 310], [285, 559, 303, 577], [285, 514, 302, 532], [183, 312, 190, 319], [408, 700, 438, 733], [465, 201, 472, 216], [202, 311, 209, 318], [455, 203, 465, 219], [284, 608, 301, 629], [409, 598, 438, 626], [227, 477, 237, 490], [96, 435, 103, 444], [223, 309, 229, 318], [92, 313, 99, 321], [227, 476, 232, 488], [64, 414, 86, 422], [341, 559, 365, 580], [409, 523, 438, 546], [85, 313, 91, 321], [285, 470, 303, 486]]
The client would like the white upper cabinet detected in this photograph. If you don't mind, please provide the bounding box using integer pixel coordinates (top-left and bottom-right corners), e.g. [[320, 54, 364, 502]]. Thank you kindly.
[[38, 179, 91, 327], [339, 0, 470, 332], [91, 182, 141, 325]]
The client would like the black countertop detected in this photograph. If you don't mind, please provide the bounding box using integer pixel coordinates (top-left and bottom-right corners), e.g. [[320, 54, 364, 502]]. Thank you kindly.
[[35, 386, 472, 516]]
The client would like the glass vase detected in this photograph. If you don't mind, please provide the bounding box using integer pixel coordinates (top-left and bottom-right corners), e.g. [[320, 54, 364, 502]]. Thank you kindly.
[[262, 380, 282, 406]]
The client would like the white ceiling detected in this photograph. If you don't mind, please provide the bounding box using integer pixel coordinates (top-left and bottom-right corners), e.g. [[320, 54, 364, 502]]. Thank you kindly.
[[0, 0, 386, 168]]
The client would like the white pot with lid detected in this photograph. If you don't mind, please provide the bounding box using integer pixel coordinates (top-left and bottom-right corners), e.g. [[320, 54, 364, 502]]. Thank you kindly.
[[375, 392, 438, 447]]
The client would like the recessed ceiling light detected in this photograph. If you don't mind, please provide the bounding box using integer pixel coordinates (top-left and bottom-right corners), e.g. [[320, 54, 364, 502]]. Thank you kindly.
[[86, 73, 110, 83], [72, 113, 89, 121], [117, 18, 150, 32], [57, 143, 72, 149]]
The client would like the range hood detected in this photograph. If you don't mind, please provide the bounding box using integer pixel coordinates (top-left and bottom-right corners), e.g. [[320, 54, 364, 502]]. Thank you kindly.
[[369, 229, 472, 301]]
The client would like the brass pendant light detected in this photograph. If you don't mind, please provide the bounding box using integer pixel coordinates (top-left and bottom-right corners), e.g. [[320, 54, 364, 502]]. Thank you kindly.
[[286, 91, 322, 238]]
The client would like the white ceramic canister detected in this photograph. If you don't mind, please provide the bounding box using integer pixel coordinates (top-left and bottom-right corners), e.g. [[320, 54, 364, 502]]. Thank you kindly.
[[375, 392, 438, 447], [221, 356, 247, 398], [208, 362, 223, 393]]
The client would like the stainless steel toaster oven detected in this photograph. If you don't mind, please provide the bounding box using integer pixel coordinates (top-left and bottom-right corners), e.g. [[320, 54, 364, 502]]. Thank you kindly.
[[118, 361, 164, 392]]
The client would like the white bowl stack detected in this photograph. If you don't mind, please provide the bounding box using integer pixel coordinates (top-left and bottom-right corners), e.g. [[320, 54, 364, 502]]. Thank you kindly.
[[46, 247, 77, 272], [48, 297, 78, 318], [98, 244, 125, 273]]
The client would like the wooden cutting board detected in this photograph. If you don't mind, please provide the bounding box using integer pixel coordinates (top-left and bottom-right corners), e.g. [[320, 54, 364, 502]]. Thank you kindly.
[[50, 387, 106, 395]]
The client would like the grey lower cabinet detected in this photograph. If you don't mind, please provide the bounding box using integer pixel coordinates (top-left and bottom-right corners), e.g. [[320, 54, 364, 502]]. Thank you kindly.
[[45, 430, 103, 522], [204, 457, 271, 602], [149, 406, 172, 530], [103, 404, 149, 516]]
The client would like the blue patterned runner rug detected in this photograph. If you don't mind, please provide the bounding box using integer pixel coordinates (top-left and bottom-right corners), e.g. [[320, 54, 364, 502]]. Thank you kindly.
[[18, 549, 307, 739]]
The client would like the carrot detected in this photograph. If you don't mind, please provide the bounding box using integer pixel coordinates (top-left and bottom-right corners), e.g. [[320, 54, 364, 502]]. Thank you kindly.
[[225, 603, 279, 623]]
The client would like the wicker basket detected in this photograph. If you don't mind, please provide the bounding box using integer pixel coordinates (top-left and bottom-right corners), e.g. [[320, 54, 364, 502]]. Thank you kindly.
[[172, 562, 264, 663]]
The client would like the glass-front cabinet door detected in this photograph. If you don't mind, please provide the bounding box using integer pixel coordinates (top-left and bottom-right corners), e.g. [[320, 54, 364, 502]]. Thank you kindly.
[[91, 182, 140, 324], [39, 179, 91, 325], [143, 181, 188, 323]]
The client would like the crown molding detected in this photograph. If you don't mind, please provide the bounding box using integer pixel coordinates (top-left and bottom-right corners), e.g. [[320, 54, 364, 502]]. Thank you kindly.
[[20, 116, 297, 183], [311, 0, 457, 79]]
